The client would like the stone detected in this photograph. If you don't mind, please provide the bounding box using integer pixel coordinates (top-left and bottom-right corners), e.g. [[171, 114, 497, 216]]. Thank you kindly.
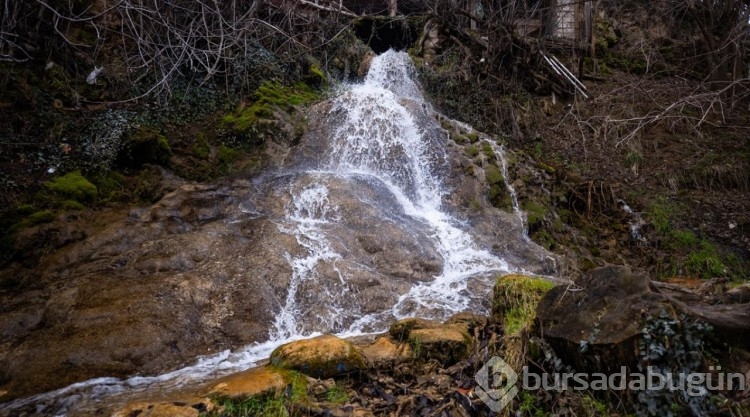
[[536, 266, 675, 372], [360, 335, 413, 365], [204, 366, 287, 399], [270, 334, 366, 378], [112, 399, 210, 417], [409, 326, 473, 364], [388, 318, 474, 364]]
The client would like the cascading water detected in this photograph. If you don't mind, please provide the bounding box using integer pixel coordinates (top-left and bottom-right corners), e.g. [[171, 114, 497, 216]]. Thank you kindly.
[[0, 50, 551, 417]]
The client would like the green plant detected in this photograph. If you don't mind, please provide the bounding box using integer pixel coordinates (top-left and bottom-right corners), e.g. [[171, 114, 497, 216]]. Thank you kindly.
[[670, 229, 699, 248], [517, 391, 547, 417], [581, 394, 609, 416], [411, 335, 423, 359], [324, 384, 349, 404], [647, 198, 675, 236], [685, 241, 726, 278]]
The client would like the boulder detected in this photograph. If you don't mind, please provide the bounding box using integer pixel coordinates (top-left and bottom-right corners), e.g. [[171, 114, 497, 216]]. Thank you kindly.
[[360, 335, 413, 365], [205, 366, 288, 399], [536, 265, 750, 374], [388, 318, 474, 364], [270, 334, 366, 378], [536, 266, 675, 372]]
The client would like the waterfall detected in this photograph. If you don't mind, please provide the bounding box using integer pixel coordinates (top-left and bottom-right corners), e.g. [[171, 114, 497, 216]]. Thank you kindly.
[[0, 50, 546, 417]]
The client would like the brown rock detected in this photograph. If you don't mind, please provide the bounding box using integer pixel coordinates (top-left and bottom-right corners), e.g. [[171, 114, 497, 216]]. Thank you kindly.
[[270, 334, 366, 378], [388, 317, 473, 364], [112, 400, 207, 417], [360, 335, 413, 365], [205, 366, 287, 399]]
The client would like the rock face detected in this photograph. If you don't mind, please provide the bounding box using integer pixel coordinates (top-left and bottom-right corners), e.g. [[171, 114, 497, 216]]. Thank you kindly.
[[270, 334, 366, 378]]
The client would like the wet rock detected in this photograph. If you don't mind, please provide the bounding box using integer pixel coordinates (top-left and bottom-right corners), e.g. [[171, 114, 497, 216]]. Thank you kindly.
[[270, 334, 366, 378], [204, 366, 288, 399]]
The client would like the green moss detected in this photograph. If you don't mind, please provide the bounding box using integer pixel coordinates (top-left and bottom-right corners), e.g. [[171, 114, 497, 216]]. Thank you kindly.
[[493, 275, 555, 335], [60, 200, 85, 210], [484, 164, 504, 185], [488, 184, 504, 201], [523, 201, 547, 225], [15, 204, 35, 215], [120, 127, 172, 167], [465, 146, 479, 158], [482, 142, 495, 159], [192, 132, 210, 159], [307, 64, 327, 86], [224, 81, 319, 133], [218, 145, 240, 164], [91, 171, 127, 202], [23, 211, 56, 227], [466, 133, 479, 143], [450, 131, 466, 143], [45, 171, 98, 201]]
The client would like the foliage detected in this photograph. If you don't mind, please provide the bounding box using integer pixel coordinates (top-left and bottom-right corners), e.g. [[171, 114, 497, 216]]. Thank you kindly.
[[45, 171, 98, 201], [637, 311, 717, 417]]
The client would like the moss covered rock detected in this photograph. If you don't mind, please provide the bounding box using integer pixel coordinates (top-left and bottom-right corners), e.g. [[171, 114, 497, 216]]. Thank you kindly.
[[118, 126, 172, 167], [205, 366, 288, 399], [45, 171, 98, 201], [492, 274, 555, 335], [360, 335, 413, 365], [270, 334, 365, 378], [389, 318, 474, 364]]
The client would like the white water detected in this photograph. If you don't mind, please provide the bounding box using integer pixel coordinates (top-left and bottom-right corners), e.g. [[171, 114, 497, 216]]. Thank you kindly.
[[1, 50, 531, 416]]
